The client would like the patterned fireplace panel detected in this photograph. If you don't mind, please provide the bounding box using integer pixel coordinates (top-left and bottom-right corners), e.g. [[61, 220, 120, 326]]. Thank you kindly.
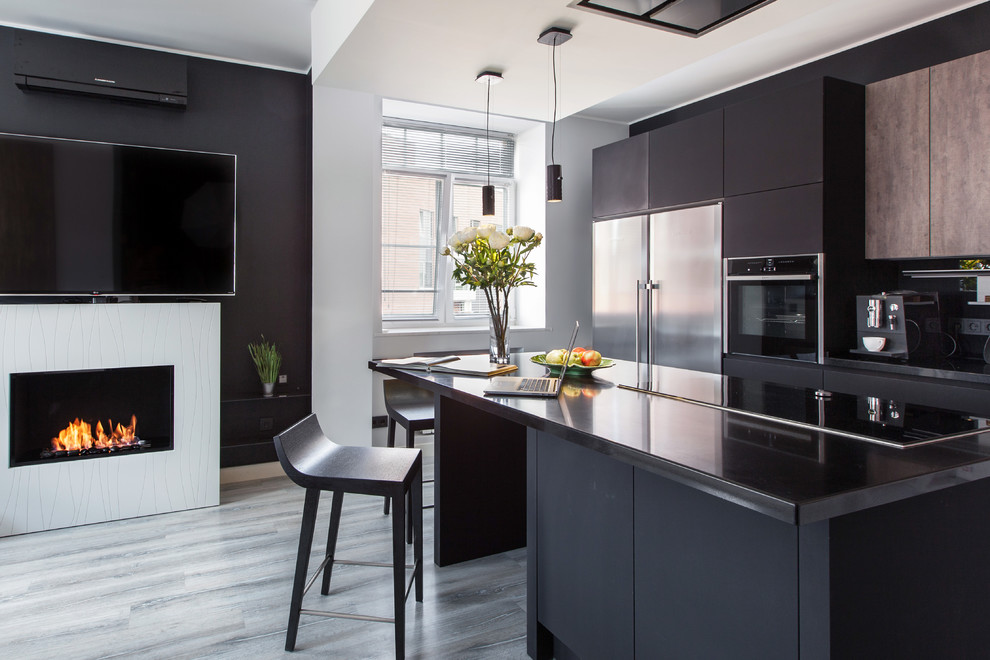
[[0, 303, 220, 536]]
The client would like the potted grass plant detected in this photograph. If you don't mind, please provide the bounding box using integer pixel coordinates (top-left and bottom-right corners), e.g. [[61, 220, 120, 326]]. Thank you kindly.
[[248, 335, 282, 397]]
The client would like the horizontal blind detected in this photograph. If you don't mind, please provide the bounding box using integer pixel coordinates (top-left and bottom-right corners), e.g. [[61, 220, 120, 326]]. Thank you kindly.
[[383, 119, 514, 178]]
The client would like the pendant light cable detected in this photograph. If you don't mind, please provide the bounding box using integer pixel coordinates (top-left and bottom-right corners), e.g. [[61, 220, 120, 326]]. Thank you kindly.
[[476, 70, 502, 216], [538, 27, 570, 203], [486, 78, 492, 187], [550, 37, 558, 167]]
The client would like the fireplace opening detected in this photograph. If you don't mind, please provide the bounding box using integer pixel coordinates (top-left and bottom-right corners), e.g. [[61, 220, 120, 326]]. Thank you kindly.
[[9, 365, 174, 467]]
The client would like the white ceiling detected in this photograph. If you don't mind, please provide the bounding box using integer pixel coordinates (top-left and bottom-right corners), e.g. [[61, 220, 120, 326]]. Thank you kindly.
[[0, 0, 317, 72], [0, 0, 984, 125]]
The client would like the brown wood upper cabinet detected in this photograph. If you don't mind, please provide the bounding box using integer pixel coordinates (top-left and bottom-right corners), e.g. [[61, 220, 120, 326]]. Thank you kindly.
[[931, 50, 990, 257], [865, 69, 930, 259], [866, 49, 990, 258]]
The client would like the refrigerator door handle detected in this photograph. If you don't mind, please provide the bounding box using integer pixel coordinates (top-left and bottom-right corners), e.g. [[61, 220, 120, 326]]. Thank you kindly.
[[648, 280, 660, 365], [638, 280, 660, 365], [636, 280, 645, 366]]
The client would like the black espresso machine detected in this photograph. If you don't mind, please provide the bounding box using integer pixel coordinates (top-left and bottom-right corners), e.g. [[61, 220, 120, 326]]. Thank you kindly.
[[853, 291, 941, 359]]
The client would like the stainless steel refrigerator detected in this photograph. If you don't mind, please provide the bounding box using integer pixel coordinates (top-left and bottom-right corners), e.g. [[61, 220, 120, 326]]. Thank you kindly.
[[592, 204, 722, 374]]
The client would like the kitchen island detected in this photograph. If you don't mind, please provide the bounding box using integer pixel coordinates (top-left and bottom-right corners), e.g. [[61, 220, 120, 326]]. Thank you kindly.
[[370, 354, 990, 659]]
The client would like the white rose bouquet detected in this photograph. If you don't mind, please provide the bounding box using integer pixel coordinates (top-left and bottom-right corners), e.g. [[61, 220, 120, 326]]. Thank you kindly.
[[443, 223, 543, 362]]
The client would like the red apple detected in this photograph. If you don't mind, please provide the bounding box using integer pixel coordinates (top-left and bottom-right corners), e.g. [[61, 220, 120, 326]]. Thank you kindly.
[[580, 350, 602, 367]]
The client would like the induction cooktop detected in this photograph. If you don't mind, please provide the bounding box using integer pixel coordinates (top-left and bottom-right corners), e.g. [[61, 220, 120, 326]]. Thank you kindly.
[[621, 374, 990, 449]]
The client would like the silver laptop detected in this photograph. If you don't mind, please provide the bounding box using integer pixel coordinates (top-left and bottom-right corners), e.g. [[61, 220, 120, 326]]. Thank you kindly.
[[484, 321, 580, 397]]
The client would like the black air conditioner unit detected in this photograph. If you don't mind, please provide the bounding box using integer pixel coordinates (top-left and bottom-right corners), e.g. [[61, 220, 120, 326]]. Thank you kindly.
[[13, 30, 187, 108]]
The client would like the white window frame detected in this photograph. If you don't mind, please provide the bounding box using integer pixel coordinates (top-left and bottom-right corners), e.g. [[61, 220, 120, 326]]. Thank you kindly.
[[381, 166, 516, 329]]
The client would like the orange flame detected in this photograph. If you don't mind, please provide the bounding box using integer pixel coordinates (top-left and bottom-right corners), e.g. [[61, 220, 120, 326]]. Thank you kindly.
[[51, 415, 138, 452]]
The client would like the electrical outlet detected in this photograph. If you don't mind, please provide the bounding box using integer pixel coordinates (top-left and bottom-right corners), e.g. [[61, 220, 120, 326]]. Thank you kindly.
[[371, 415, 388, 429], [259, 417, 274, 431], [278, 374, 287, 384], [955, 318, 990, 336]]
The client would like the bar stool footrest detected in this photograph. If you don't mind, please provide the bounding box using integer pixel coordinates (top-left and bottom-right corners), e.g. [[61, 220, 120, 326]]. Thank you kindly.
[[299, 609, 395, 624], [303, 557, 423, 604]]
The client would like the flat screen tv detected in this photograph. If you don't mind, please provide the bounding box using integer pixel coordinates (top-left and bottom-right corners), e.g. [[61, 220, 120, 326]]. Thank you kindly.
[[0, 132, 235, 297]]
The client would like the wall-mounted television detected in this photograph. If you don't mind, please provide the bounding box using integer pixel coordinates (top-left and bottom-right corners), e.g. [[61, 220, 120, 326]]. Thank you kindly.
[[0, 132, 235, 297]]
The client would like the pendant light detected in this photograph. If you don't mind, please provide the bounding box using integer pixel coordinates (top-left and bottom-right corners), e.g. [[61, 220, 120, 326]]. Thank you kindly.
[[538, 27, 572, 203], [476, 70, 503, 216]]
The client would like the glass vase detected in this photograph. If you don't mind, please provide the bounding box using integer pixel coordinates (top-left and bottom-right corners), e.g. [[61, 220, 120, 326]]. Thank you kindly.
[[489, 315, 510, 364]]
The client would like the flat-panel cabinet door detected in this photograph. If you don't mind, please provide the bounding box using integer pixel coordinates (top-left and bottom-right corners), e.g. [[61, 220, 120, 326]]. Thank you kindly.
[[723, 183, 823, 258], [931, 49, 990, 257], [865, 68, 931, 259], [634, 468, 799, 659], [724, 79, 824, 196], [536, 432, 634, 659], [592, 133, 649, 218], [649, 109, 723, 209]]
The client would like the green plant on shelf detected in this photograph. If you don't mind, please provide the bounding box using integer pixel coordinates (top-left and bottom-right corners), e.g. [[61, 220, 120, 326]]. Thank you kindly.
[[248, 335, 282, 385]]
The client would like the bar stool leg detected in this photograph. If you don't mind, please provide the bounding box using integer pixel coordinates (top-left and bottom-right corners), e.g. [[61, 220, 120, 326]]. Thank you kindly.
[[286, 488, 320, 652], [405, 431, 415, 544], [321, 491, 344, 596], [412, 468, 424, 602], [384, 417, 397, 515], [391, 486, 406, 659]]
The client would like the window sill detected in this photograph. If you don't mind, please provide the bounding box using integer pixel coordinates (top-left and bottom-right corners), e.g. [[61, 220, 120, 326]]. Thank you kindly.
[[377, 325, 547, 338]]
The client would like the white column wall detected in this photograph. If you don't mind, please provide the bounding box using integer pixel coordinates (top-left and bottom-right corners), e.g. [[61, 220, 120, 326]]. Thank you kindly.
[[311, 86, 377, 446]]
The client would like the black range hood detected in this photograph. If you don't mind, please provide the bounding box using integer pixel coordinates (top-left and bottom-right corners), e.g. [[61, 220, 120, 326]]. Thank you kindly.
[[571, 0, 778, 37]]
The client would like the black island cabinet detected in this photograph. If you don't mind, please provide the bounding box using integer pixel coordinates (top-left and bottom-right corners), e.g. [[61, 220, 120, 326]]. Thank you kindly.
[[371, 356, 990, 660]]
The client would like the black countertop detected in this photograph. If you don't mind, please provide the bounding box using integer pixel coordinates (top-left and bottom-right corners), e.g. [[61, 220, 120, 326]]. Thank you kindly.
[[370, 354, 990, 526]]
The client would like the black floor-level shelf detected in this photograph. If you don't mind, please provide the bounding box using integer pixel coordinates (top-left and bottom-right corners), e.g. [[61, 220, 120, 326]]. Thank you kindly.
[[221, 393, 311, 467]]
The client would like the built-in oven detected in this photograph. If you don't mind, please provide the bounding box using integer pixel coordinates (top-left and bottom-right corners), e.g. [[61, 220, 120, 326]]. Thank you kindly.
[[724, 254, 824, 363]]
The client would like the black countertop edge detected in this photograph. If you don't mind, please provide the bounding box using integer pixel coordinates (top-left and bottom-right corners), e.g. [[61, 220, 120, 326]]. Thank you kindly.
[[370, 361, 990, 526], [796, 455, 990, 525], [825, 355, 990, 386]]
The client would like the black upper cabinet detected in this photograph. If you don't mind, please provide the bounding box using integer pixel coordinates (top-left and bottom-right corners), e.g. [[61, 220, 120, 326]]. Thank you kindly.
[[724, 80, 827, 196], [723, 78, 865, 258], [592, 133, 649, 218], [649, 109, 723, 210], [723, 183, 823, 258]]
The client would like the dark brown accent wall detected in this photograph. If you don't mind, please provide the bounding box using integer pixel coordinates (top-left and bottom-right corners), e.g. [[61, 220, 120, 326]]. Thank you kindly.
[[0, 27, 313, 404], [632, 2, 990, 135]]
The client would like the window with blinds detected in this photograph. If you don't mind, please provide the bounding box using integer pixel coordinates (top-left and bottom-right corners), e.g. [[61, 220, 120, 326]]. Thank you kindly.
[[381, 119, 516, 324], [382, 120, 514, 177]]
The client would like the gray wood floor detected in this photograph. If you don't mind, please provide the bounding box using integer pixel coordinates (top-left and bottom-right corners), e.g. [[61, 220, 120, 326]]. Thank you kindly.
[[0, 438, 529, 659]]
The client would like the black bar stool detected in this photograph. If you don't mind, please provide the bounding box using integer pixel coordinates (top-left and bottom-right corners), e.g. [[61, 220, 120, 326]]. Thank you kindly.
[[274, 413, 423, 659], [382, 379, 435, 534]]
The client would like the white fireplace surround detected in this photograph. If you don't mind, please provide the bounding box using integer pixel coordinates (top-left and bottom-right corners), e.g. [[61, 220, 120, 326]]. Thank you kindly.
[[0, 303, 220, 536]]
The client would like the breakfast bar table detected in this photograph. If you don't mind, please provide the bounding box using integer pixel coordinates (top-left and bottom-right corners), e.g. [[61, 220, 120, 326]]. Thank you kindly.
[[370, 354, 990, 659]]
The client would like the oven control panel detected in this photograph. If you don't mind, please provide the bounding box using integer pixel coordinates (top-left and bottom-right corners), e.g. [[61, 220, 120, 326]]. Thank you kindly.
[[726, 254, 820, 277]]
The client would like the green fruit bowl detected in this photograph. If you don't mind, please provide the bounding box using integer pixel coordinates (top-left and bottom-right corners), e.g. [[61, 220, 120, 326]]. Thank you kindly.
[[531, 353, 615, 376]]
